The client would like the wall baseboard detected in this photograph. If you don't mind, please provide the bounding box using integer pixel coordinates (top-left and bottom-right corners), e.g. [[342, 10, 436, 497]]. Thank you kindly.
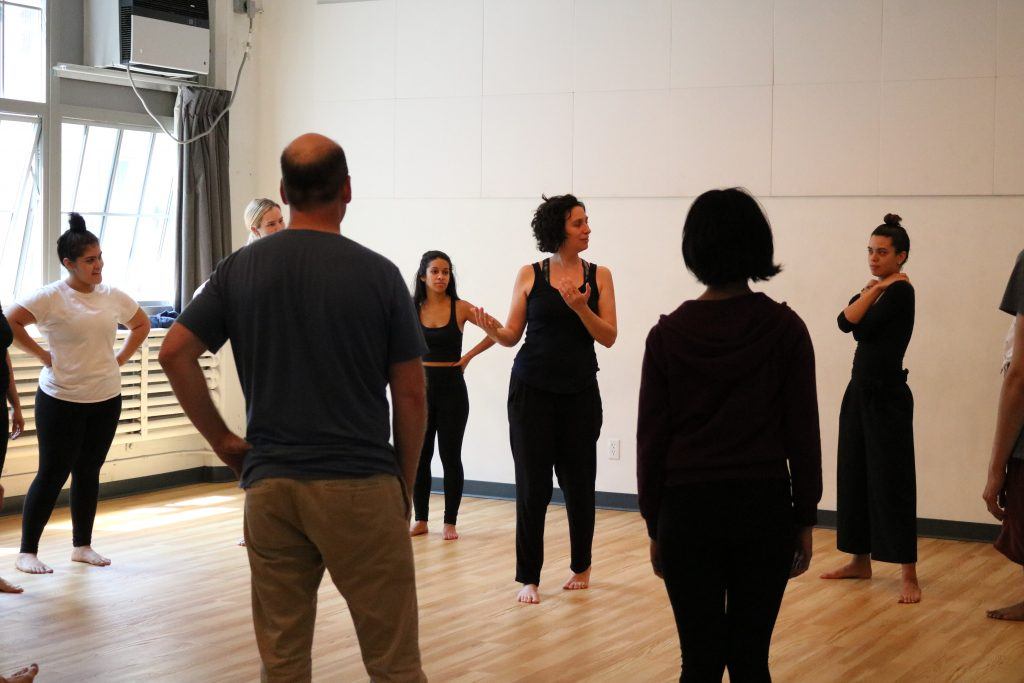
[[0, 466, 237, 517], [2, 471, 1000, 545], [437, 478, 1002, 544]]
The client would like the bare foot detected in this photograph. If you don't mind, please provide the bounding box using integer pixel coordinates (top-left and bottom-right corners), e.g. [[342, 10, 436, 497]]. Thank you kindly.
[[986, 600, 1024, 620], [442, 524, 459, 540], [899, 578, 922, 604], [820, 557, 872, 580], [409, 521, 428, 537], [70, 546, 111, 567], [898, 563, 921, 604], [2, 664, 39, 683], [516, 584, 540, 604], [563, 567, 591, 590], [0, 576, 23, 593], [237, 538, 246, 547], [15, 554, 52, 575]]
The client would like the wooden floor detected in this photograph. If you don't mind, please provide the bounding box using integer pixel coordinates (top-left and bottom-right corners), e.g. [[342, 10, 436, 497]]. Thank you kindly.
[[0, 485, 1022, 682]]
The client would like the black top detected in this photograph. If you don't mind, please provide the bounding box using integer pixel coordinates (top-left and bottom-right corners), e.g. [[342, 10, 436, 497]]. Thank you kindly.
[[511, 259, 600, 394], [1000, 249, 1024, 317], [837, 280, 915, 380], [177, 230, 428, 488], [637, 293, 822, 537], [421, 297, 462, 363]]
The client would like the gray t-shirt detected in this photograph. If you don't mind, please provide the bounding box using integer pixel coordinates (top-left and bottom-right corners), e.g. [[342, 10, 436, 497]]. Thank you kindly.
[[177, 229, 427, 487], [1000, 248, 1024, 460]]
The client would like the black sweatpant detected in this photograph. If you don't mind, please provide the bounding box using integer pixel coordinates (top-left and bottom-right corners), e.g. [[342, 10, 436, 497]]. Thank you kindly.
[[836, 374, 916, 564], [658, 479, 794, 683], [20, 390, 122, 554], [413, 366, 469, 525], [507, 376, 602, 586]]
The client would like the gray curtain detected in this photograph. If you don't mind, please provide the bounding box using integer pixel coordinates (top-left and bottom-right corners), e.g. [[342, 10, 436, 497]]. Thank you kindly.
[[174, 86, 233, 312]]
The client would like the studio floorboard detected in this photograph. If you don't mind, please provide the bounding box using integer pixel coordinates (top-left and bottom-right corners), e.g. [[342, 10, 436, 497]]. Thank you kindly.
[[0, 484, 1021, 682]]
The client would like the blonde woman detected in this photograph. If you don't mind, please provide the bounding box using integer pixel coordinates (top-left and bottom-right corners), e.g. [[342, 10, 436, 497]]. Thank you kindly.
[[192, 198, 285, 300], [243, 198, 284, 244]]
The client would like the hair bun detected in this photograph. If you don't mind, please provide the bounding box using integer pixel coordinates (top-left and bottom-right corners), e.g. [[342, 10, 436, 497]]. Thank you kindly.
[[883, 213, 902, 227], [68, 212, 87, 233]]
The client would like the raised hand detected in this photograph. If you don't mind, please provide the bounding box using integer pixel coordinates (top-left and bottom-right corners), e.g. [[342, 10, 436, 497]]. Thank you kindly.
[[557, 278, 590, 313], [877, 272, 910, 290], [473, 306, 503, 339]]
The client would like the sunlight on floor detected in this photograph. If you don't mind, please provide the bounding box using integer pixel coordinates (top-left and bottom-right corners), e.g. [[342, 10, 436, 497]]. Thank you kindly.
[[49, 498, 239, 533]]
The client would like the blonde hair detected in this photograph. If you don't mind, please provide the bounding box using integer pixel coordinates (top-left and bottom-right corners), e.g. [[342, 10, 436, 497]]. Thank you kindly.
[[244, 198, 281, 244]]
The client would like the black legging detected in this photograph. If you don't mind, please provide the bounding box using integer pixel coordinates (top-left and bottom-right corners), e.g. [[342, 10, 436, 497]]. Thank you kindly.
[[658, 479, 794, 683], [413, 367, 468, 525], [507, 376, 602, 586], [19, 390, 121, 554]]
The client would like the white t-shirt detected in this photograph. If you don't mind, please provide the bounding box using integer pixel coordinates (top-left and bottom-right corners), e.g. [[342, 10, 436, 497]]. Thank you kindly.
[[18, 281, 140, 403], [1004, 318, 1016, 373]]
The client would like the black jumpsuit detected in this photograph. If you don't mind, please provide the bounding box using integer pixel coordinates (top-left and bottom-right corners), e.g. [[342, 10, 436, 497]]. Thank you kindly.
[[836, 280, 916, 563]]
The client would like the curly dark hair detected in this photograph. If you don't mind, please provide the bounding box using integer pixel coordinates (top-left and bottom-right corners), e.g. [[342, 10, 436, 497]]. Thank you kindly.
[[682, 188, 782, 287], [530, 194, 586, 253]]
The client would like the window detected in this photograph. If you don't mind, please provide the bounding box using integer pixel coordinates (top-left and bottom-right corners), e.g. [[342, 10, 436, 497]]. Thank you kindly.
[[0, 0, 45, 102], [61, 122, 178, 304], [0, 115, 42, 305]]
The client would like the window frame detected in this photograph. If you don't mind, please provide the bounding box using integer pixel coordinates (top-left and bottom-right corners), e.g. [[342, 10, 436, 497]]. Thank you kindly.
[[60, 114, 179, 306]]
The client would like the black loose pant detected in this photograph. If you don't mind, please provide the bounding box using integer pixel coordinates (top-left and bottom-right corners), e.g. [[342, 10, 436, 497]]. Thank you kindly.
[[836, 374, 917, 564], [20, 390, 122, 554], [659, 479, 794, 683], [413, 367, 469, 525], [507, 376, 602, 586]]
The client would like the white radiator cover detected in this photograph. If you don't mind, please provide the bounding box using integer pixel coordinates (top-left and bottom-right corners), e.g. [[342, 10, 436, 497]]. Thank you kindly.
[[2, 327, 219, 485]]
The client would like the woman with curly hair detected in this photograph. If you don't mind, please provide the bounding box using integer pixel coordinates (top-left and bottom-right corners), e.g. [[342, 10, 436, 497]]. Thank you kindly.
[[476, 194, 617, 604]]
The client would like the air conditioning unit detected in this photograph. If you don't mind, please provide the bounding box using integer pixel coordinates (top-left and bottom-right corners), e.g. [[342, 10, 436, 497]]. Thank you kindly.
[[85, 0, 210, 77]]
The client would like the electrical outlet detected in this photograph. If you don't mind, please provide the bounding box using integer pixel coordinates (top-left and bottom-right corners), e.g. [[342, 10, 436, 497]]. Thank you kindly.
[[609, 438, 621, 461]]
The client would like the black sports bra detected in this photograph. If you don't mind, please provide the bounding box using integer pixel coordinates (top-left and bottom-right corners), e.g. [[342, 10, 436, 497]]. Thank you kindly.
[[421, 297, 463, 363]]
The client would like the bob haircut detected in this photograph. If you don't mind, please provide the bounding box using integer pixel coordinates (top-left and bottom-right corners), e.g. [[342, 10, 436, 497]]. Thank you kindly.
[[682, 188, 782, 287]]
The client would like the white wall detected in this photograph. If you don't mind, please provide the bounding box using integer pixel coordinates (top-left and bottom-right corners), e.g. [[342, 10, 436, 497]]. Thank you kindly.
[[224, 0, 1024, 525]]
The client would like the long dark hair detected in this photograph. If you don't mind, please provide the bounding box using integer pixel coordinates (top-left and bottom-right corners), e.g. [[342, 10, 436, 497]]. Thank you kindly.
[[412, 250, 459, 308]]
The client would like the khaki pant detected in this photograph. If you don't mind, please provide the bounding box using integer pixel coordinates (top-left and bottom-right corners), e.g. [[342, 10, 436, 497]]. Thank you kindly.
[[244, 475, 426, 682]]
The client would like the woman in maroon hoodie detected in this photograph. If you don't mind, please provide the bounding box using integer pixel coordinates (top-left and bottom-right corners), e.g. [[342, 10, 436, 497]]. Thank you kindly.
[[637, 188, 822, 682]]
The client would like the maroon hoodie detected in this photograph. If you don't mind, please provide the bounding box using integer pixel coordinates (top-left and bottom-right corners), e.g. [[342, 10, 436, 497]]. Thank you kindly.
[[636, 292, 822, 538]]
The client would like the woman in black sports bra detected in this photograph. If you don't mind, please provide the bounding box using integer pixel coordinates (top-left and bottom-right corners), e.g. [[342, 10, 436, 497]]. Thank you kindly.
[[475, 194, 618, 605], [410, 250, 495, 541]]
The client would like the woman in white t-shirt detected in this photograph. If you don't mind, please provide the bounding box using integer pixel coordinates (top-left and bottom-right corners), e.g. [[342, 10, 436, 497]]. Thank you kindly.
[[8, 213, 151, 575]]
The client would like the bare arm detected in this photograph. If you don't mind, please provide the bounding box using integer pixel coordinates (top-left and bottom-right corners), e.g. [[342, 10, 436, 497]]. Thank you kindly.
[[984, 314, 1024, 520], [841, 273, 908, 326], [6, 353, 22, 440], [389, 357, 427, 494], [557, 266, 617, 348], [453, 300, 496, 370], [474, 265, 533, 347], [5, 306, 50, 367], [116, 308, 151, 366], [159, 323, 250, 477]]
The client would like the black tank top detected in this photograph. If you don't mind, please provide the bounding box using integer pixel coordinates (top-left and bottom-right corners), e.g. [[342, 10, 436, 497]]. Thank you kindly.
[[421, 297, 463, 363], [511, 259, 600, 393]]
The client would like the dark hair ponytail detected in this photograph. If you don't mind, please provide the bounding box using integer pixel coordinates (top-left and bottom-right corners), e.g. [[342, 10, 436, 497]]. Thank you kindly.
[[57, 212, 100, 264], [871, 213, 910, 266], [412, 251, 458, 308]]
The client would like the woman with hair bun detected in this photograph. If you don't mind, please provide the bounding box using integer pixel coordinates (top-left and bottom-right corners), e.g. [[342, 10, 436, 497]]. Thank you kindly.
[[821, 213, 921, 603], [8, 213, 150, 575], [475, 194, 618, 604], [408, 250, 495, 541]]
